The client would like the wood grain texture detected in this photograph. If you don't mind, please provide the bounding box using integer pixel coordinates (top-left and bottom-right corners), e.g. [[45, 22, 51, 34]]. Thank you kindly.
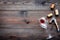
[[0, 4, 60, 40]]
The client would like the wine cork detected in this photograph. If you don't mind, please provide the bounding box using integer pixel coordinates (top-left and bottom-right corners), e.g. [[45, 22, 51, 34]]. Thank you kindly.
[[50, 3, 55, 10], [47, 13, 53, 18], [51, 4, 55, 8], [55, 9, 59, 16]]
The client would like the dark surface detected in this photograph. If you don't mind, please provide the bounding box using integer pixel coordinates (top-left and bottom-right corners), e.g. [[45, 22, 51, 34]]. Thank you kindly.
[[0, 0, 60, 40], [0, 35, 60, 40]]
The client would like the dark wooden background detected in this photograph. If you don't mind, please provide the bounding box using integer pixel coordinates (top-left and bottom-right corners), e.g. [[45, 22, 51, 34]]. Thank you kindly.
[[0, 1, 60, 40]]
